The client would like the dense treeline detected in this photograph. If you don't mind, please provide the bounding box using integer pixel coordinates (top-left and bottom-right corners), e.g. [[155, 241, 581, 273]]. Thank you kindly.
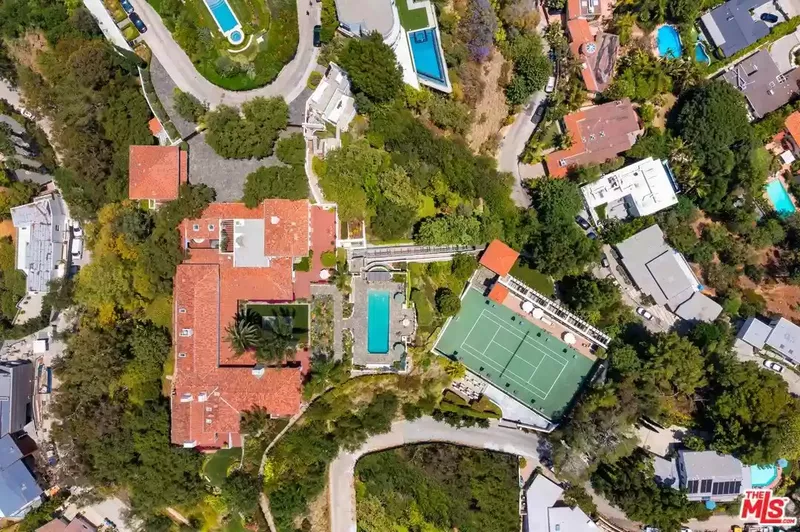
[[356, 444, 520, 532]]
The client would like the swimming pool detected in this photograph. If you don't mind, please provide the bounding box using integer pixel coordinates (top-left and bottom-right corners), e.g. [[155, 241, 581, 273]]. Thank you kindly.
[[409, 28, 447, 84], [766, 180, 797, 217], [367, 291, 390, 354], [202, 0, 245, 45], [750, 464, 779, 487], [657, 25, 682, 59], [695, 42, 710, 64]]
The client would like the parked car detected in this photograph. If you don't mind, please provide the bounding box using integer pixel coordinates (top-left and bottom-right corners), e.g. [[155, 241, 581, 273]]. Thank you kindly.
[[545, 76, 556, 93], [531, 103, 546, 125], [71, 220, 82, 239], [20, 109, 35, 120], [575, 215, 591, 230], [636, 307, 653, 320], [313, 25, 321, 47], [71, 238, 84, 261], [129, 12, 147, 33], [760, 12, 779, 23], [763, 359, 785, 373], [606, 273, 619, 286], [120, 0, 134, 14], [601, 254, 609, 268], [586, 231, 597, 240]]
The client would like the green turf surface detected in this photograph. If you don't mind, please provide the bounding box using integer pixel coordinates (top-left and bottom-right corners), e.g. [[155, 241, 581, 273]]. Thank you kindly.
[[397, 0, 430, 31], [204, 447, 242, 487], [246, 303, 309, 342], [434, 288, 595, 420], [509, 262, 554, 297]]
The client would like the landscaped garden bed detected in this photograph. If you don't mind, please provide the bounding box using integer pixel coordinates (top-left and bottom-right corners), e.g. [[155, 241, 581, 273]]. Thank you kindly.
[[245, 302, 309, 343], [146, 0, 298, 90], [311, 295, 334, 357]]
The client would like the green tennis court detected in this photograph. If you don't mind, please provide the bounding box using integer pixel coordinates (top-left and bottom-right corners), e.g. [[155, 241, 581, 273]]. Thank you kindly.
[[434, 288, 596, 420]]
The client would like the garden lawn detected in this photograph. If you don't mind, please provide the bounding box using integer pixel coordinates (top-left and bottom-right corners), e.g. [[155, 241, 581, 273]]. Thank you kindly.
[[510, 262, 554, 297], [247, 303, 309, 343], [396, 0, 430, 31], [204, 447, 242, 487]]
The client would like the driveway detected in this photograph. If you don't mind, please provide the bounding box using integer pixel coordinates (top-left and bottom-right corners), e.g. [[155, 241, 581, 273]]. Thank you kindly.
[[127, 0, 319, 107], [327, 417, 542, 532], [497, 91, 546, 208], [736, 348, 800, 395]]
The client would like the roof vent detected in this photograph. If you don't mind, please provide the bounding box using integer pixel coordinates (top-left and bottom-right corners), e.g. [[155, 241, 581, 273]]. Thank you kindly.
[[180, 393, 193, 403], [270, 216, 280, 225], [252, 365, 265, 378], [198, 392, 208, 402]]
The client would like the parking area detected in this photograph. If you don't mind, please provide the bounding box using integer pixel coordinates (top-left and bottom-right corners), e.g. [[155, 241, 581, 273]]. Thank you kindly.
[[735, 347, 800, 396]]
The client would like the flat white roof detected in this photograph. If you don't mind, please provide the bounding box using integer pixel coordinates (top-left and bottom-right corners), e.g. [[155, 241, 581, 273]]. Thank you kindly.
[[581, 157, 678, 218]]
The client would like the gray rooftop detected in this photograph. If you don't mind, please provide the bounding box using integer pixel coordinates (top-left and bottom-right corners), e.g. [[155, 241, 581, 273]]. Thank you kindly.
[[765, 317, 800, 363], [679, 450, 744, 481], [701, 0, 771, 57], [307, 64, 356, 132], [675, 292, 723, 323], [11, 195, 67, 293], [721, 50, 800, 118], [0, 434, 42, 518], [0, 115, 25, 135], [335, 0, 396, 39], [653, 455, 679, 488], [233, 219, 271, 268], [0, 360, 34, 437], [525, 475, 565, 532], [737, 316, 772, 349], [616, 225, 715, 320]]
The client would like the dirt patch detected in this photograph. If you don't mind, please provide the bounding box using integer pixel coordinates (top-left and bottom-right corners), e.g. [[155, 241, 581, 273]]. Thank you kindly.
[[652, 93, 677, 130], [0, 220, 15, 241], [6, 32, 49, 76], [752, 282, 800, 321], [467, 51, 510, 154]]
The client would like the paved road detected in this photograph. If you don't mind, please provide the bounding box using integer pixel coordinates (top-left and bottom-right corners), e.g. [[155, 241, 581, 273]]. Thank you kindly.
[[497, 91, 545, 208], [128, 0, 319, 107], [327, 417, 542, 532]]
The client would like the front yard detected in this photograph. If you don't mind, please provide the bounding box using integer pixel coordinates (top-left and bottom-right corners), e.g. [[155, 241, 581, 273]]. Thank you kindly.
[[203, 447, 242, 487]]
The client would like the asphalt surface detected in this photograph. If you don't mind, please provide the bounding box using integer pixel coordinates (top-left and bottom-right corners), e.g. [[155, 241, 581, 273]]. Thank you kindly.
[[327, 417, 542, 532], [127, 0, 320, 107], [497, 91, 545, 208]]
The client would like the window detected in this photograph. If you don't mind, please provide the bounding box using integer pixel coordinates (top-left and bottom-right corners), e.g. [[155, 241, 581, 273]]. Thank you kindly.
[[712, 482, 721, 495], [180, 328, 192, 337], [55, 225, 59, 231], [192, 224, 200, 231], [687, 480, 699, 494], [208, 224, 215, 231], [700, 479, 712, 493]]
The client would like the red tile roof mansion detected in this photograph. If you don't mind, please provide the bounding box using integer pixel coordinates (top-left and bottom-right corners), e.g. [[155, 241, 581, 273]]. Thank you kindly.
[[172, 199, 337, 449]]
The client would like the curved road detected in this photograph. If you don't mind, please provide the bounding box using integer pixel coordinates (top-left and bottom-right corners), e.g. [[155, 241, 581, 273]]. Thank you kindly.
[[328, 417, 542, 532], [128, 0, 319, 106]]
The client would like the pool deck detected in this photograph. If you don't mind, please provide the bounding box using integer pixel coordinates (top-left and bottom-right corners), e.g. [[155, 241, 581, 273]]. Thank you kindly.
[[350, 277, 415, 368]]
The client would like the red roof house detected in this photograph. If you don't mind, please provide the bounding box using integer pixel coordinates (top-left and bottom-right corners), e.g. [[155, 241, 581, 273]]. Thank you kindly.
[[567, 0, 609, 19], [786, 111, 800, 153], [128, 146, 188, 205], [171, 199, 337, 449], [488, 283, 509, 304], [545, 99, 642, 177], [480, 240, 520, 277], [566, 19, 619, 93]]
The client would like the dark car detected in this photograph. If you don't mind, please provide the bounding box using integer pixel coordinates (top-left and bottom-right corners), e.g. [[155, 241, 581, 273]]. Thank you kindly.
[[120, 0, 134, 14], [575, 215, 591, 230], [531, 103, 546, 125], [313, 25, 321, 47], [760, 12, 779, 23], [130, 12, 147, 33]]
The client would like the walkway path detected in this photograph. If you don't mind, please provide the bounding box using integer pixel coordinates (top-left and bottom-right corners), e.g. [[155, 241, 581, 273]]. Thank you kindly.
[[350, 244, 485, 268], [328, 417, 542, 532], [127, 0, 320, 107]]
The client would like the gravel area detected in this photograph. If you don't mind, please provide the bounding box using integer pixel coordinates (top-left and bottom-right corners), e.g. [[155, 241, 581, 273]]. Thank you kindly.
[[150, 57, 199, 139]]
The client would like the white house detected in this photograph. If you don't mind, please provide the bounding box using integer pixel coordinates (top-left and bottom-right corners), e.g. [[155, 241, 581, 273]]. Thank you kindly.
[[10, 193, 68, 294], [581, 157, 678, 225], [736, 316, 800, 364], [303, 63, 357, 156], [524, 474, 596, 532]]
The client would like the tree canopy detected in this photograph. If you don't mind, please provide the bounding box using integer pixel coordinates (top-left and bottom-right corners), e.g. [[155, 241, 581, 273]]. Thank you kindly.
[[338, 32, 404, 103], [205, 97, 289, 159]]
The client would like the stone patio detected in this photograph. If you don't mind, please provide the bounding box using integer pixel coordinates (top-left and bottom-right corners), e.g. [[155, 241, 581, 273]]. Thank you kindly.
[[349, 276, 415, 368]]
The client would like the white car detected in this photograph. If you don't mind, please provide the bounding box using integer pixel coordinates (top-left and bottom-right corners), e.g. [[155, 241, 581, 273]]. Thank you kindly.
[[20, 108, 34, 120], [71, 220, 82, 239], [545, 76, 556, 93], [763, 360, 785, 373], [70, 237, 83, 261], [636, 307, 653, 321]]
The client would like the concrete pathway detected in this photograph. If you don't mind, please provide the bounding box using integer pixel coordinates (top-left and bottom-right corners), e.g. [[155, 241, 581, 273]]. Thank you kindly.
[[311, 284, 343, 360], [327, 417, 542, 532], [496, 91, 546, 208], [127, 0, 320, 107], [305, 147, 325, 204]]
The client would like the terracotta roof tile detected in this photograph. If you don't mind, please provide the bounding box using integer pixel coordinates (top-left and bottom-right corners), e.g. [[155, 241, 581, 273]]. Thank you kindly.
[[480, 240, 520, 276], [263, 199, 310, 257], [129, 146, 181, 201], [488, 283, 509, 304], [787, 112, 800, 146], [148, 117, 164, 136]]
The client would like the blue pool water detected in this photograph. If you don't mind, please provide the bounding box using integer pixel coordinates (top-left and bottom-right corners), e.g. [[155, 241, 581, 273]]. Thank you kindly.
[[367, 291, 390, 354], [657, 25, 682, 58], [695, 42, 710, 64], [409, 29, 446, 83], [203, 0, 242, 43], [766, 180, 797, 217], [751, 464, 778, 487]]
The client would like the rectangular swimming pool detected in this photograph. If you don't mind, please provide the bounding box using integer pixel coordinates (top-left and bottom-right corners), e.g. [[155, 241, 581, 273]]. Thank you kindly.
[[202, 0, 244, 44], [367, 291, 390, 354], [766, 180, 797, 217], [409, 28, 446, 83]]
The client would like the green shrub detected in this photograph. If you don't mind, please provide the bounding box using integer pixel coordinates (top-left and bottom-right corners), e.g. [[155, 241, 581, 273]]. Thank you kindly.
[[307, 70, 323, 89], [320, 251, 336, 268], [296, 256, 310, 272], [442, 390, 468, 406]]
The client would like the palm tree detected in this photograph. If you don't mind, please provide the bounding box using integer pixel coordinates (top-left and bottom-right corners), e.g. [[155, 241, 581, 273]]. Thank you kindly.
[[256, 309, 298, 365], [240, 406, 270, 436], [225, 309, 262, 355], [330, 259, 351, 293]]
